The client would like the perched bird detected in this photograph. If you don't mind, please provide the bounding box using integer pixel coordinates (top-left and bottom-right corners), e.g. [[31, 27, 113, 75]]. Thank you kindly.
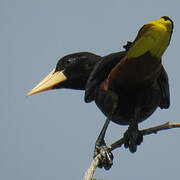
[[26, 52, 101, 96], [26, 16, 173, 170], [85, 16, 173, 167]]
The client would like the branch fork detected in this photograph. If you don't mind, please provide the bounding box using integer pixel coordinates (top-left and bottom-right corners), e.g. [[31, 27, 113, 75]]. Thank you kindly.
[[84, 122, 180, 180]]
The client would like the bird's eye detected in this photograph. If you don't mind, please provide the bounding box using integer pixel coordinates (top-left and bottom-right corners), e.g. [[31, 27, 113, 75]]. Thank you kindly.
[[66, 58, 76, 64], [66, 59, 71, 64]]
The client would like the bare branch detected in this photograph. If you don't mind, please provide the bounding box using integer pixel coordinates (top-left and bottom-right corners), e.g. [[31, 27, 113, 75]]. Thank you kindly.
[[84, 122, 180, 180], [84, 152, 104, 180], [110, 122, 180, 151]]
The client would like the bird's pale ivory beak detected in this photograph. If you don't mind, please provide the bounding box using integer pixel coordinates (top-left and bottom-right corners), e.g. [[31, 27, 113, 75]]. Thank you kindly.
[[26, 68, 67, 96]]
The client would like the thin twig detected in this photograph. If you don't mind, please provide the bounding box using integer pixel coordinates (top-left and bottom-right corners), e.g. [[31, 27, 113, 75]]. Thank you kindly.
[[110, 122, 180, 151], [84, 121, 180, 180], [84, 152, 105, 180]]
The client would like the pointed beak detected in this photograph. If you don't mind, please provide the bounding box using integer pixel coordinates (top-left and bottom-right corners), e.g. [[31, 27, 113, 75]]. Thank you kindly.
[[26, 68, 67, 97]]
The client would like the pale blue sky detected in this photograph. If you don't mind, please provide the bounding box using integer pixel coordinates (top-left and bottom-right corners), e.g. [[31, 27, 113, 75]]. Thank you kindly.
[[0, 0, 180, 179]]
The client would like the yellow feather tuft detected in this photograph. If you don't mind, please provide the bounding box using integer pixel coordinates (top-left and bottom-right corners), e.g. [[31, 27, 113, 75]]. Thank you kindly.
[[126, 17, 173, 60]]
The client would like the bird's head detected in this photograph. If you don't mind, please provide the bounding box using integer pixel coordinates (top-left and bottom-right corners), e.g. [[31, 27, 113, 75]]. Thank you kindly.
[[26, 52, 101, 96]]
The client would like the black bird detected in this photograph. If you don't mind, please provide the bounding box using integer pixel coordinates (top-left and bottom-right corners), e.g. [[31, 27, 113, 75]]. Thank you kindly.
[[85, 16, 173, 168], [27, 16, 173, 170]]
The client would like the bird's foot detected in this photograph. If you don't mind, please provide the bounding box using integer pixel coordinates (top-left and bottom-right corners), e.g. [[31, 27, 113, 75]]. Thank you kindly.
[[123, 127, 143, 153], [94, 144, 114, 170]]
